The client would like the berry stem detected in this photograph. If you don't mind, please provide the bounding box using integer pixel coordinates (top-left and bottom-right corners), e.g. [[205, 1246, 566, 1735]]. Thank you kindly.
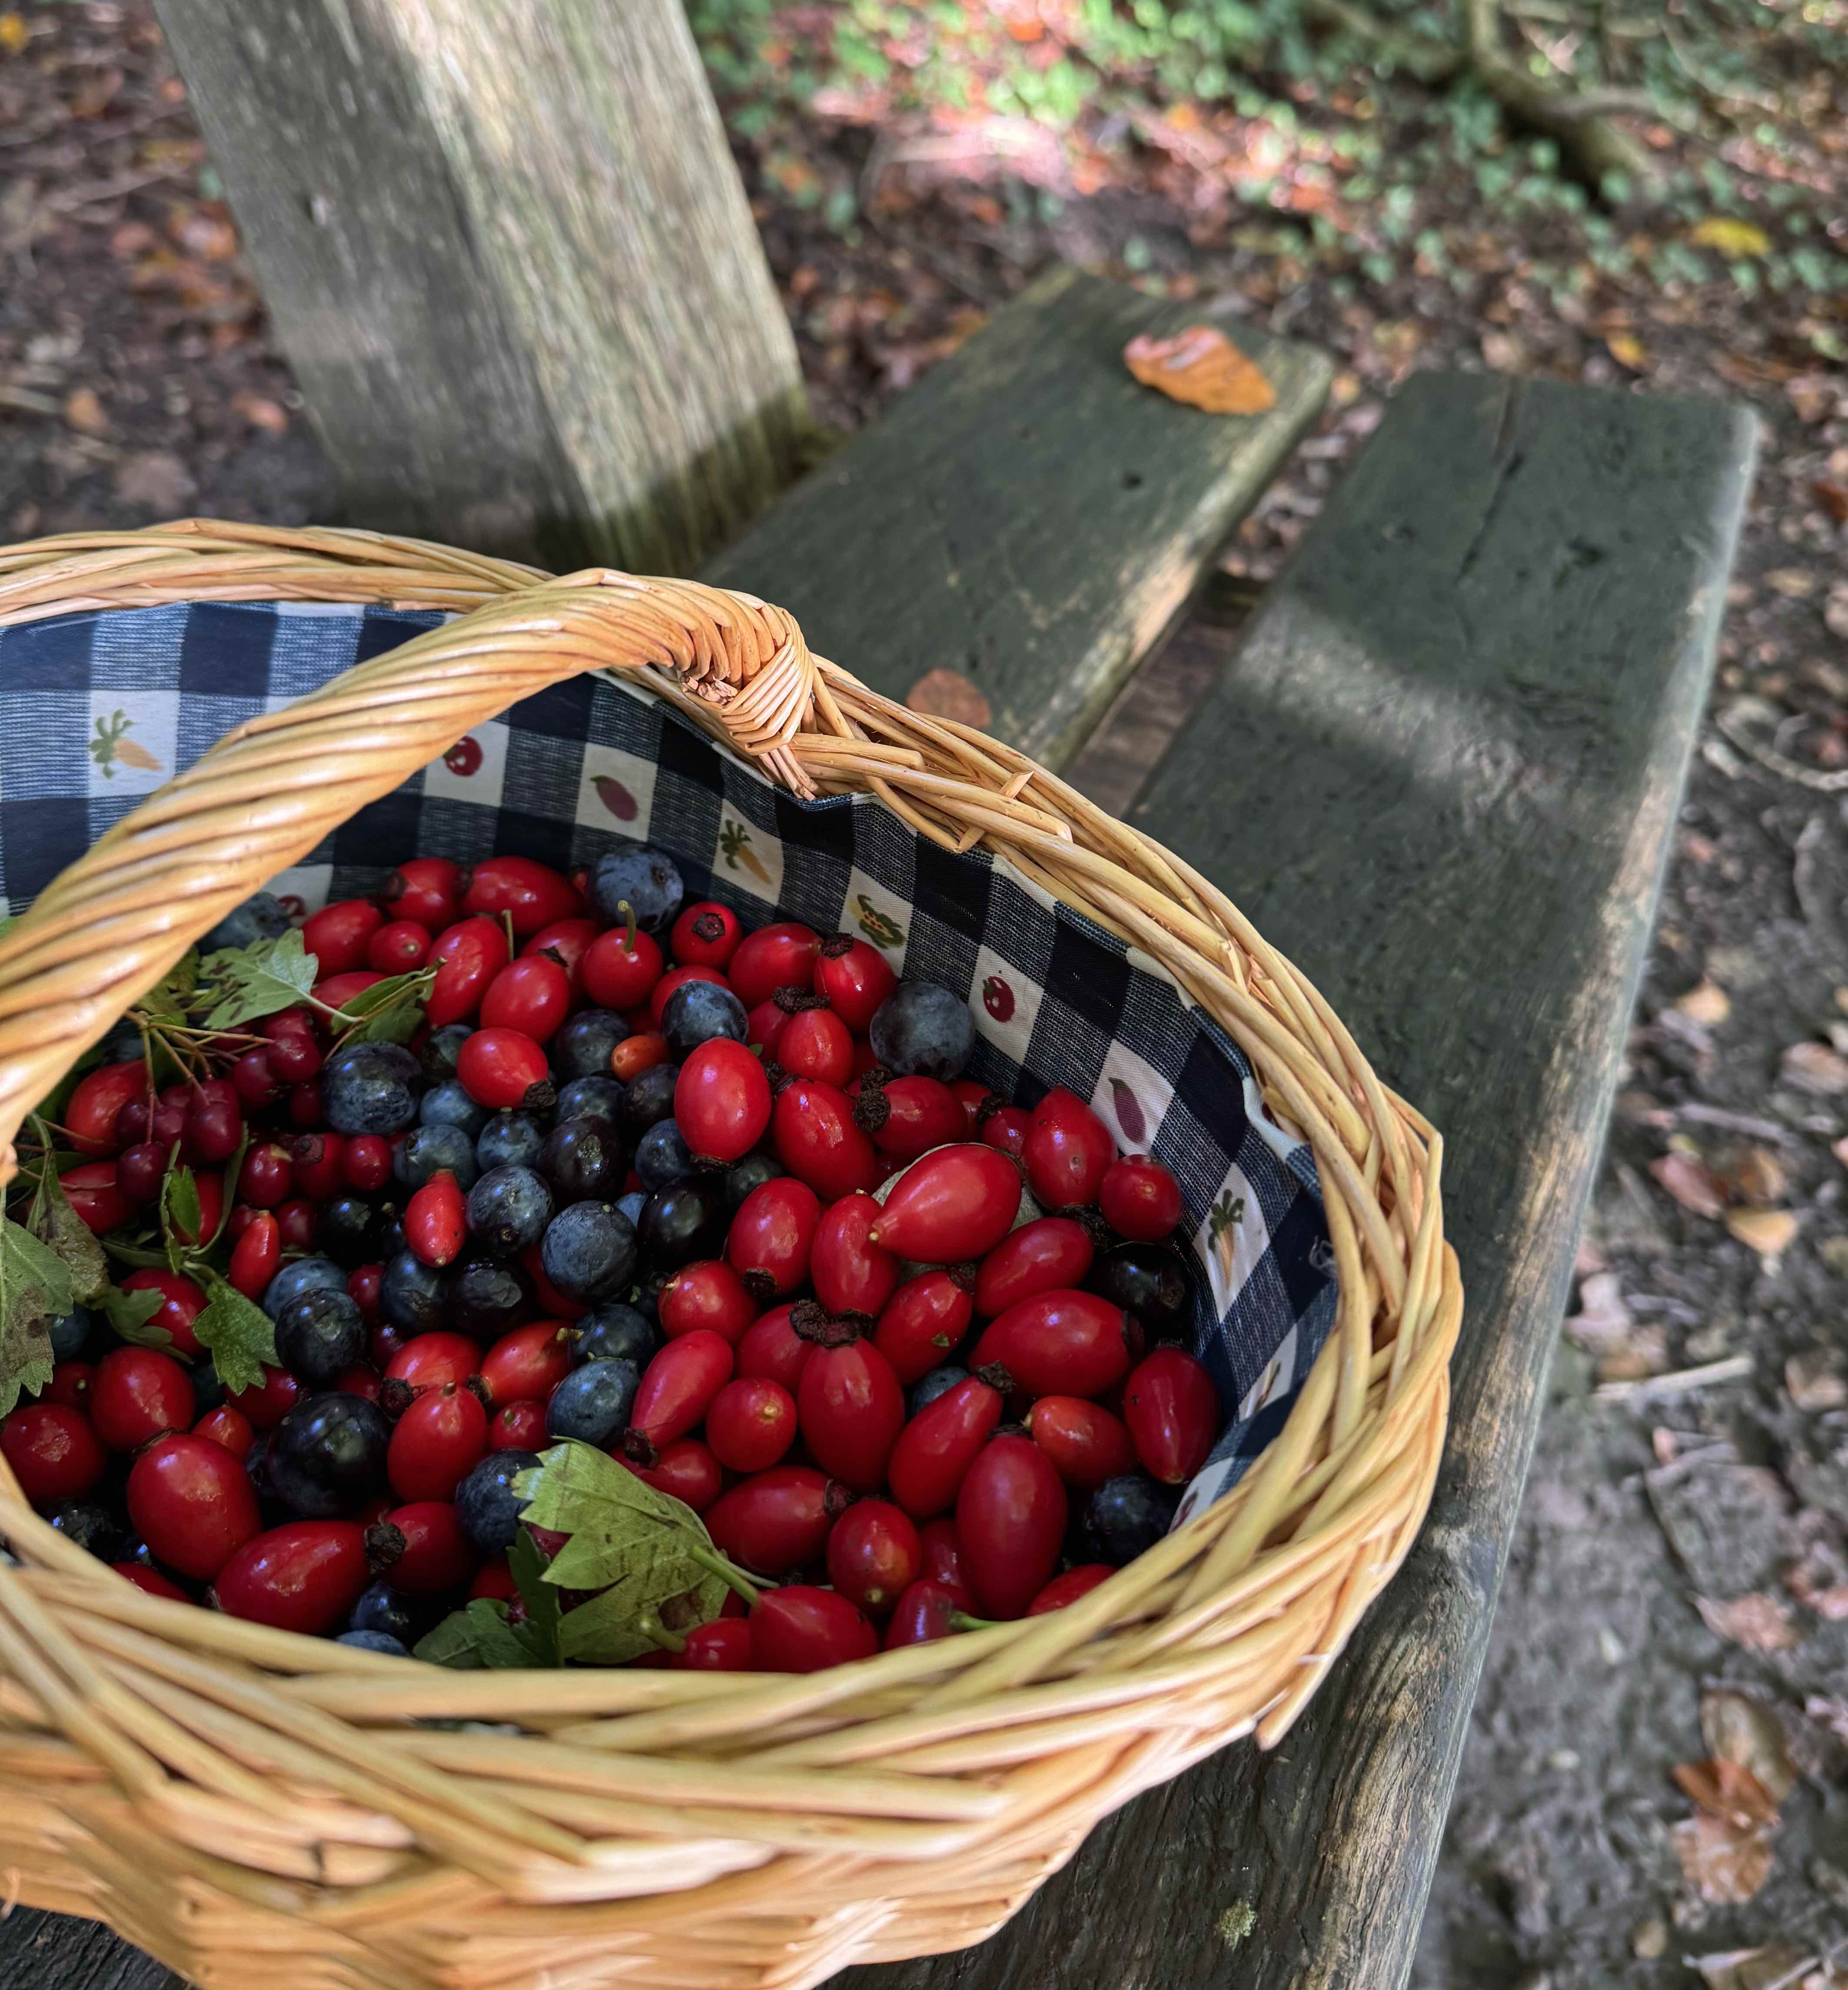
[[687, 1543, 762, 1607]]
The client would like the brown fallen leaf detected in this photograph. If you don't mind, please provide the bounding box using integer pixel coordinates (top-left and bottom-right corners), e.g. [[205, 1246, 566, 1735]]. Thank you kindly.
[[113, 450, 197, 513], [1818, 479, 1848, 525], [63, 387, 106, 435], [1697, 1592, 1800, 1651], [1688, 1947, 1815, 1990], [1725, 1207, 1799, 1257], [1676, 978, 1732, 1026], [1786, 1351, 1848, 1412], [1674, 1756, 1780, 1829], [1785, 1557, 1848, 1621], [1702, 1689, 1797, 1803], [1673, 1811, 1774, 1904], [1606, 330, 1651, 372], [1782, 1041, 1848, 1095], [905, 668, 992, 729], [1716, 1145, 1787, 1207], [1123, 326, 1276, 416], [1652, 1151, 1728, 1220]]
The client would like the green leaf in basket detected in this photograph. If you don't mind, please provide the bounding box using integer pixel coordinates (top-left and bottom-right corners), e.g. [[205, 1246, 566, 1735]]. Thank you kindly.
[[132, 950, 199, 1027], [333, 965, 437, 1046], [513, 1441, 733, 1664], [101, 1282, 172, 1351], [414, 1598, 535, 1671], [508, 1526, 562, 1668], [29, 1152, 110, 1308], [198, 929, 320, 1031], [0, 1218, 65, 1416], [191, 1277, 279, 1396], [160, 1158, 202, 1255]]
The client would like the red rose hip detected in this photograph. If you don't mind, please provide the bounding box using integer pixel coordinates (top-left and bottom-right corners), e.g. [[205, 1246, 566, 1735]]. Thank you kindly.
[[127, 1433, 262, 1580]]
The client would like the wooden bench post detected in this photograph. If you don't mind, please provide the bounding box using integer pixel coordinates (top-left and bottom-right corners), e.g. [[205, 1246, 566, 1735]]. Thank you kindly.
[[151, 0, 810, 572]]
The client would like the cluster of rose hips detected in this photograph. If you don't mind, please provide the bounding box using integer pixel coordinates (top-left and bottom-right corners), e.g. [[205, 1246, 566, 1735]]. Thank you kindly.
[[2, 844, 1214, 1673]]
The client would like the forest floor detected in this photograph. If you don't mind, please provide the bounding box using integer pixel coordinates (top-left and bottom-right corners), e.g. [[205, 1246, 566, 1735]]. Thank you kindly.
[[3, 3, 1848, 1985]]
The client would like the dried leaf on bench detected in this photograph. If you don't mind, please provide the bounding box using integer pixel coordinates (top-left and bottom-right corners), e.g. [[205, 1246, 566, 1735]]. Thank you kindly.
[[1780, 1040, 1848, 1095], [1123, 326, 1275, 415], [1696, 1592, 1800, 1652], [906, 669, 992, 729], [1672, 1811, 1775, 1905], [1673, 1757, 1780, 1830]]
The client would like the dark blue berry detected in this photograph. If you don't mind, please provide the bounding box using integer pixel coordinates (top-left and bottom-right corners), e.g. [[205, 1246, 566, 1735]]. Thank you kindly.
[[868, 982, 974, 1082], [316, 1195, 382, 1268], [336, 1629, 409, 1656], [638, 1180, 724, 1268], [419, 1078, 488, 1139], [446, 1256, 528, 1339], [455, 1450, 539, 1553], [46, 1497, 125, 1561], [350, 1580, 423, 1644], [48, 1305, 97, 1364], [1083, 1474, 1178, 1566], [544, 1358, 639, 1445], [586, 843, 683, 932], [1087, 1244, 1193, 1342], [476, 1111, 545, 1174], [466, 1165, 554, 1258], [267, 1393, 391, 1519], [380, 1250, 445, 1335], [320, 1041, 422, 1136], [617, 1064, 678, 1142], [552, 1010, 628, 1081], [262, 1256, 348, 1322], [540, 1202, 637, 1302], [570, 1303, 656, 1368], [721, 1152, 784, 1214], [555, 1075, 626, 1126], [202, 890, 292, 955], [396, 1121, 480, 1192], [189, 1356, 228, 1413], [907, 1366, 969, 1417], [635, 1118, 693, 1193], [274, 1288, 365, 1387], [419, 1023, 474, 1082], [615, 1190, 647, 1230], [539, 1116, 625, 1202], [660, 980, 748, 1060]]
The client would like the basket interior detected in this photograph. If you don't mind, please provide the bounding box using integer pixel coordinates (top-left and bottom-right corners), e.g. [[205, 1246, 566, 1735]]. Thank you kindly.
[[0, 598, 1338, 1518]]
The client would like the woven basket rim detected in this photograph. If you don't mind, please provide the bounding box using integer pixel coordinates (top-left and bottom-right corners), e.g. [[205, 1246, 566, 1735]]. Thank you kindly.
[[0, 522, 1462, 1983]]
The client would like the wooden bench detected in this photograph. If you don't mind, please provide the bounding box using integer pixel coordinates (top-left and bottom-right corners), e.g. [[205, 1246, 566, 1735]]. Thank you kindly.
[[4, 293, 1753, 1987]]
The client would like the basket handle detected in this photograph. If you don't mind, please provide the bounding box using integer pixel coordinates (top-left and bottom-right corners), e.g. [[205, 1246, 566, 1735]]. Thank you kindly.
[[0, 563, 825, 1188]]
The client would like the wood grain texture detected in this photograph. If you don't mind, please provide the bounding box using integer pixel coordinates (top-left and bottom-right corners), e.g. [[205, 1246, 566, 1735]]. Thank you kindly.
[[829, 373, 1756, 1990], [151, 0, 808, 572], [0, 1907, 182, 1990], [701, 266, 1331, 772]]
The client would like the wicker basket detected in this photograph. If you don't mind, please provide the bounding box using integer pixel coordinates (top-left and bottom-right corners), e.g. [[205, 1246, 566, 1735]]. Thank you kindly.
[[0, 522, 1461, 1990]]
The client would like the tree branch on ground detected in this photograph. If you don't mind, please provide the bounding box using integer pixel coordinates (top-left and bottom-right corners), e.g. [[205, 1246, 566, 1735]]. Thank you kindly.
[[1307, 0, 1662, 190]]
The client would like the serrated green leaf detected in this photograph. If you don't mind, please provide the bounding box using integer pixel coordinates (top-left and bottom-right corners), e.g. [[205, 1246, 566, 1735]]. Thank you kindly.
[[414, 1598, 533, 1670], [198, 930, 320, 1030], [133, 950, 199, 1026], [509, 1526, 563, 1667], [0, 1218, 63, 1416], [514, 1442, 728, 1664], [336, 966, 435, 1047], [101, 1283, 172, 1350], [33, 1163, 109, 1306], [192, 1278, 278, 1395], [162, 1161, 202, 1251]]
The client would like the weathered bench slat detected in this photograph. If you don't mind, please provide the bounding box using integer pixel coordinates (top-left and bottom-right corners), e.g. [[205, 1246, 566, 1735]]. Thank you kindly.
[[829, 372, 1755, 1990], [701, 266, 1331, 772]]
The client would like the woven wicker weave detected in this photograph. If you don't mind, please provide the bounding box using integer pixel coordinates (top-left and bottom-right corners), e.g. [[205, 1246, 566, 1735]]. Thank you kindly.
[[0, 522, 1461, 1990]]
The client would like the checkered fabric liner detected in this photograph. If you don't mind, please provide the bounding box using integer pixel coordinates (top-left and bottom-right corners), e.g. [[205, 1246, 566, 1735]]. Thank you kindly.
[[0, 599, 1336, 1517]]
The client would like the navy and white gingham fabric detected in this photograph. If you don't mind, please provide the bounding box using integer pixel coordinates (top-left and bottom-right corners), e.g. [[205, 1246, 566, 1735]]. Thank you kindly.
[[0, 599, 1336, 1516]]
